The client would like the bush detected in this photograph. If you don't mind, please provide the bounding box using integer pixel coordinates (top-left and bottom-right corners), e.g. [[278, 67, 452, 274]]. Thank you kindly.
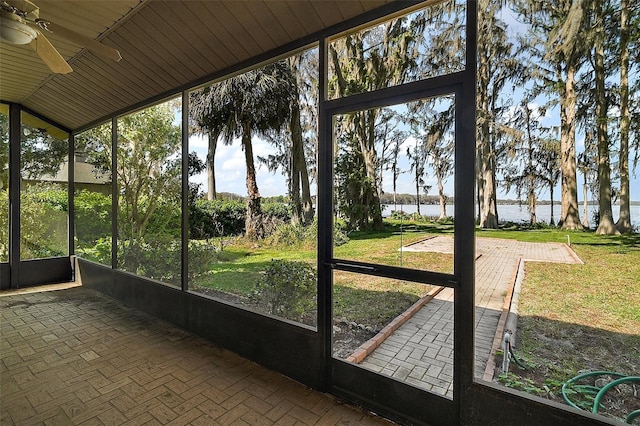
[[18, 184, 67, 259], [262, 202, 291, 222], [78, 236, 217, 283], [264, 218, 349, 249], [188, 239, 219, 279], [265, 222, 307, 247], [190, 199, 293, 239], [190, 199, 246, 238], [252, 259, 316, 320], [389, 210, 410, 220], [75, 190, 112, 246], [76, 237, 112, 265]]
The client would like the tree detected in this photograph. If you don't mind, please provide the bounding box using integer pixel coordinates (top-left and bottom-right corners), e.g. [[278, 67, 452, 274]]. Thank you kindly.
[[0, 111, 9, 191], [577, 148, 596, 228], [186, 117, 220, 201], [329, 10, 428, 230], [387, 132, 405, 213], [539, 134, 562, 225], [408, 98, 455, 220], [205, 129, 220, 201], [378, 109, 406, 213], [406, 137, 428, 215], [116, 103, 182, 241], [616, 0, 634, 233], [260, 54, 316, 226], [590, 0, 619, 235], [514, 0, 586, 230], [76, 104, 182, 244], [476, 0, 519, 228], [189, 62, 294, 240], [20, 123, 68, 182]]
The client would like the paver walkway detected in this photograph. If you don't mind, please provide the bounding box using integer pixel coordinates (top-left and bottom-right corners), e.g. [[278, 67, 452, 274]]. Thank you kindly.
[[1, 285, 392, 425], [358, 236, 581, 398]]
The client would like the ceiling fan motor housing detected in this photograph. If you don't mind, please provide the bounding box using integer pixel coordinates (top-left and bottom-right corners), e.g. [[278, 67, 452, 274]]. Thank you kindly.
[[0, 10, 37, 44]]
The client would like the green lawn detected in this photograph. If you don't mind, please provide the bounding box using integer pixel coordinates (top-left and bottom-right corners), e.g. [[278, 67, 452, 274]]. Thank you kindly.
[[189, 220, 453, 326], [189, 220, 640, 396], [484, 227, 640, 419]]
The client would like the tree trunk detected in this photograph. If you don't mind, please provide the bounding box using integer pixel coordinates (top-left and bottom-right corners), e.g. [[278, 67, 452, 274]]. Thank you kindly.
[[415, 174, 421, 215], [549, 183, 555, 226], [289, 102, 303, 225], [241, 122, 264, 240], [525, 105, 536, 225], [299, 156, 314, 225], [437, 175, 447, 220], [476, 8, 498, 229], [207, 130, 218, 200], [529, 193, 537, 225], [480, 159, 498, 228], [559, 63, 582, 229], [594, 0, 617, 235], [360, 111, 384, 230], [290, 91, 314, 225], [616, 0, 633, 233], [582, 172, 590, 228], [477, 99, 497, 228]]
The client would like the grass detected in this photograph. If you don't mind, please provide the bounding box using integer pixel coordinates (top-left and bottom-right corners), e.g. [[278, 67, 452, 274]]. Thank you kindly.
[[190, 219, 640, 415], [190, 220, 452, 325], [487, 226, 640, 420]]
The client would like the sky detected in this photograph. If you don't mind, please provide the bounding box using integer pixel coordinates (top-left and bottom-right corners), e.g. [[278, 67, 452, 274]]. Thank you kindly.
[[186, 5, 639, 204], [188, 105, 639, 204]]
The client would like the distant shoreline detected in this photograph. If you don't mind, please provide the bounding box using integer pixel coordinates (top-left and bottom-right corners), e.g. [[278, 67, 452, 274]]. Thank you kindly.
[[496, 200, 640, 206]]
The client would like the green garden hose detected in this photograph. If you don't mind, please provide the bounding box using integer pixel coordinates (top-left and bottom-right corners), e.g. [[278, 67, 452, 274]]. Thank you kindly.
[[562, 371, 640, 424]]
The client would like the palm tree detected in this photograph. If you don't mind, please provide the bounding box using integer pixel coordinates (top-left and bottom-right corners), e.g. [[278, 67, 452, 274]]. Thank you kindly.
[[190, 62, 294, 240]]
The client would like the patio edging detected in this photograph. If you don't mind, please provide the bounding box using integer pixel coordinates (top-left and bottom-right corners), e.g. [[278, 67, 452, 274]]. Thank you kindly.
[[346, 285, 445, 364]]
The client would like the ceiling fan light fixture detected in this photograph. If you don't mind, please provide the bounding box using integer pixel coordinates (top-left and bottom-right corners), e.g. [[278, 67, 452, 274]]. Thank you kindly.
[[0, 12, 37, 45]]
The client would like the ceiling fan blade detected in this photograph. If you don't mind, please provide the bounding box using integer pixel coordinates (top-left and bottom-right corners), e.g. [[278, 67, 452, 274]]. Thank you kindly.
[[37, 19, 122, 62], [28, 32, 72, 74]]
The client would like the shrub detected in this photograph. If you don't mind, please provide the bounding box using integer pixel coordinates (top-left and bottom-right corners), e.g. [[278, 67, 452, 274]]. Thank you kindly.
[[331, 218, 350, 246], [190, 199, 246, 238], [262, 202, 291, 222], [266, 222, 307, 247], [188, 239, 219, 279], [76, 237, 112, 265], [252, 259, 316, 320], [305, 218, 349, 247], [265, 218, 349, 249], [18, 184, 67, 259], [190, 199, 293, 239], [78, 236, 217, 283], [389, 210, 410, 220], [75, 190, 112, 246]]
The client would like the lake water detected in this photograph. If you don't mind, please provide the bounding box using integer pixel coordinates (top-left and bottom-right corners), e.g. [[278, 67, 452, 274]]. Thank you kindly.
[[383, 203, 640, 230]]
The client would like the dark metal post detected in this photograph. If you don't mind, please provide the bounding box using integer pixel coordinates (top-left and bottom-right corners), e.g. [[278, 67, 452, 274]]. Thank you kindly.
[[111, 117, 118, 270], [68, 133, 75, 257], [8, 104, 21, 289], [317, 36, 333, 390], [454, 0, 478, 422], [181, 91, 189, 292]]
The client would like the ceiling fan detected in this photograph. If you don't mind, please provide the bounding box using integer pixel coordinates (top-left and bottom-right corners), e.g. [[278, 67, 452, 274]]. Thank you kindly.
[[0, 0, 121, 74]]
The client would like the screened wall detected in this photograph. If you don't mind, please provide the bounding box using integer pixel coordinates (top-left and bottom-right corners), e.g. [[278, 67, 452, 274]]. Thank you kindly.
[[1, 1, 622, 425]]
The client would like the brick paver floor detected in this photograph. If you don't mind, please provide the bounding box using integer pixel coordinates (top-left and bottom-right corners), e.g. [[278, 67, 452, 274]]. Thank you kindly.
[[0, 286, 393, 425], [358, 236, 581, 398]]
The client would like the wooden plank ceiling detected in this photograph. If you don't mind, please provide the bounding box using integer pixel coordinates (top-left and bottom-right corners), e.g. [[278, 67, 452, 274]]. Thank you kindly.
[[0, 0, 394, 131]]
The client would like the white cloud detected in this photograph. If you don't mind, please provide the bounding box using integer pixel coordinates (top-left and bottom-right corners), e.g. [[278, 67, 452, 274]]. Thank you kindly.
[[188, 134, 208, 149], [401, 135, 417, 151]]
